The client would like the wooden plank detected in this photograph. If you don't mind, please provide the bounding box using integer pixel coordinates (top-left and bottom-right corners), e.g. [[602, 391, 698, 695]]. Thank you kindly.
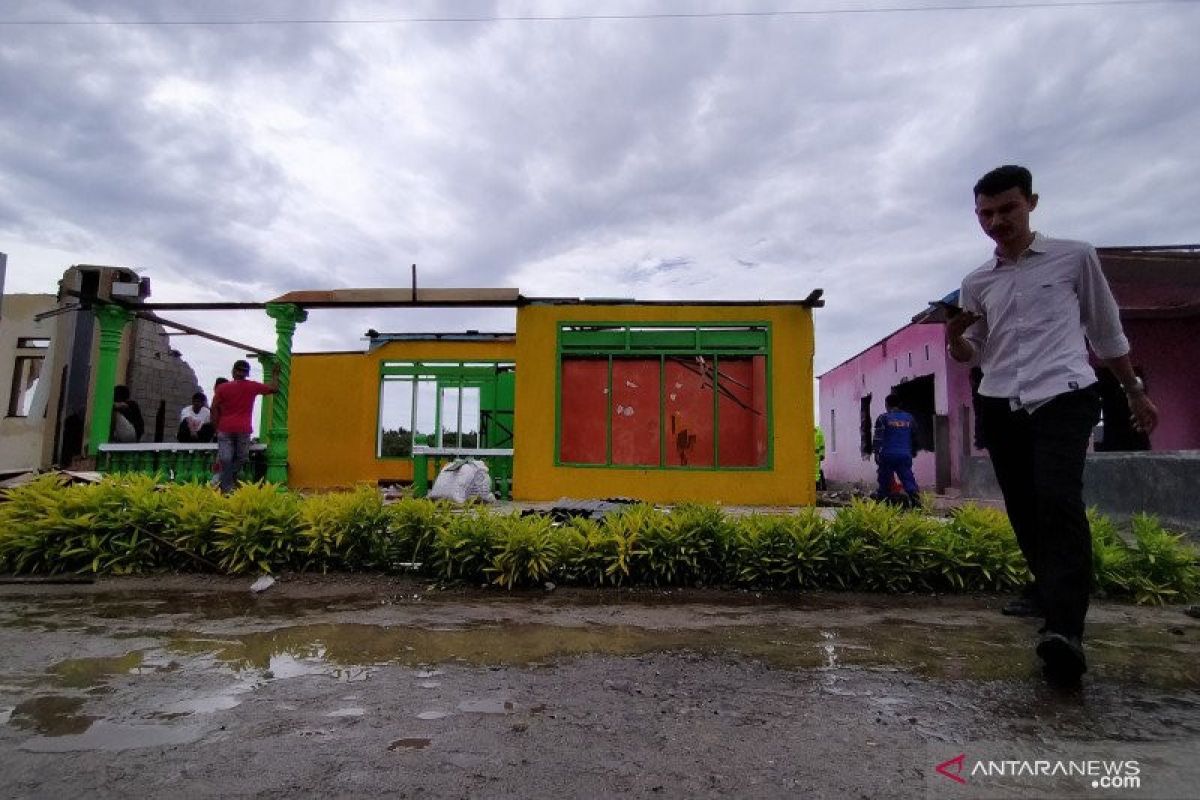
[[269, 288, 521, 306]]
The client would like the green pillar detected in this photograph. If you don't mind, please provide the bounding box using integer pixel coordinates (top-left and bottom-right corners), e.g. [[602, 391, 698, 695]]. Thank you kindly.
[[89, 305, 133, 456], [263, 303, 307, 485], [256, 353, 276, 444]]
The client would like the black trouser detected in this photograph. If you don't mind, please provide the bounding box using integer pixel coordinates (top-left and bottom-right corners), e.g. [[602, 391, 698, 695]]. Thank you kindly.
[[178, 421, 215, 443], [977, 387, 1100, 639]]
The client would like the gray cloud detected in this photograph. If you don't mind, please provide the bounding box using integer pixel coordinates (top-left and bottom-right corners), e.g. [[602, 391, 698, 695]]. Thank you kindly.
[[3, 0, 1198, 390]]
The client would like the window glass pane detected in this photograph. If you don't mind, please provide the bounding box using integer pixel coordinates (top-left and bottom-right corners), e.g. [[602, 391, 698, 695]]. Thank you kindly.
[[458, 386, 481, 448], [665, 356, 714, 467], [560, 358, 608, 464], [7, 356, 44, 418], [438, 385, 481, 448], [439, 385, 460, 447], [611, 359, 661, 466], [716, 355, 768, 467], [413, 378, 438, 448], [378, 378, 414, 457]]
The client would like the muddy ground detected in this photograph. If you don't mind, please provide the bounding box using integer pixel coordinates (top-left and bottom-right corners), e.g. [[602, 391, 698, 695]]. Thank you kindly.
[[1, 576, 1198, 799]]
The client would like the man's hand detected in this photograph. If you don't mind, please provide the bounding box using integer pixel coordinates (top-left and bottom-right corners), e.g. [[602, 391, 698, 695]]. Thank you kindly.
[[1128, 392, 1159, 434], [945, 309, 981, 339], [945, 309, 982, 363]]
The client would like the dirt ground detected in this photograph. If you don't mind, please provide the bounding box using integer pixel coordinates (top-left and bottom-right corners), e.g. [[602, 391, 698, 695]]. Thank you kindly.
[[2, 576, 1199, 799]]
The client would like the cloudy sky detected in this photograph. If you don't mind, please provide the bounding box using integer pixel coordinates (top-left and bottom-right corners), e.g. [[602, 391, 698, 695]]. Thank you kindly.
[[2, 0, 1198, 392]]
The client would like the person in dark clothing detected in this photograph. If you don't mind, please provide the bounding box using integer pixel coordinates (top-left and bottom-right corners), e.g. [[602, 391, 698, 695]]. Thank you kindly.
[[111, 385, 144, 443], [178, 392, 215, 443], [947, 165, 1160, 685], [871, 394, 919, 507]]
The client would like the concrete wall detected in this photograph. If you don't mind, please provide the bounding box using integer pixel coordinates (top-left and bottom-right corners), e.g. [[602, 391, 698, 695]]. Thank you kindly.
[[288, 340, 517, 490], [0, 294, 56, 471], [963, 451, 1200, 532], [512, 304, 816, 505]]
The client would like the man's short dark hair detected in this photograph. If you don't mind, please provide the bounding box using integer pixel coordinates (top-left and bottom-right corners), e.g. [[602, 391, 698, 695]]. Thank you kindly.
[[885, 394, 900, 408], [232, 359, 251, 372], [974, 165, 1033, 200]]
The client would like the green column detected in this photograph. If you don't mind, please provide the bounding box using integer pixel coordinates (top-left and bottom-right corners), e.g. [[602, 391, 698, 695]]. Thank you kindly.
[[89, 305, 133, 456], [263, 303, 307, 485], [256, 353, 276, 444]]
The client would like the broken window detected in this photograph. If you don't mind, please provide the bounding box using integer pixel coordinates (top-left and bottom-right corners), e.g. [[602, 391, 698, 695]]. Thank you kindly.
[[558, 324, 770, 469], [377, 361, 514, 457], [7, 355, 43, 417]]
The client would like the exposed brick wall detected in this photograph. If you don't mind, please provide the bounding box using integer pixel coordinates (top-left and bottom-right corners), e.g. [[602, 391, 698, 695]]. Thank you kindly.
[[125, 318, 201, 442]]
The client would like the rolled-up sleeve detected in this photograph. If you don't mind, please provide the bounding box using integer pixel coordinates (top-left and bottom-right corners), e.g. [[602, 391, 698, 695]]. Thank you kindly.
[[1078, 246, 1129, 359]]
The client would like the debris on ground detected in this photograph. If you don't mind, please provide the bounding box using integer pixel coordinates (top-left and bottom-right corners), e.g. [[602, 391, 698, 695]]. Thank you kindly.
[[428, 459, 496, 504], [0, 469, 104, 491], [522, 498, 640, 522], [249, 575, 276, 593]]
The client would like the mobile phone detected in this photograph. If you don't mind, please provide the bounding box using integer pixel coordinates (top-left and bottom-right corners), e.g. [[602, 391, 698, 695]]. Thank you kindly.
[[928, 300, 964, 316]]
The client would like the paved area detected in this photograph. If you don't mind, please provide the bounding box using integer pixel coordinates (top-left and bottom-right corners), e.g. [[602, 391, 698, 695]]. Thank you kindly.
[[1, 576, 1198, 798]]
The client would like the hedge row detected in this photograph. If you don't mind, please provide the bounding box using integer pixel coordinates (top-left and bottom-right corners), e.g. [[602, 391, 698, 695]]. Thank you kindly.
[[1, 474, 1196, 604]]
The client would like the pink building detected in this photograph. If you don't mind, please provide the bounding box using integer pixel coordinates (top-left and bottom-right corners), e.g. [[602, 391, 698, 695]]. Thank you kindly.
[[818, 246, 1200, 495]]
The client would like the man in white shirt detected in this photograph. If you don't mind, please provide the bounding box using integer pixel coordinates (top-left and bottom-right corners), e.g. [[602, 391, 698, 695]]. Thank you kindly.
[[947, 165, 1159, 684], [178, 391, 214, 443]]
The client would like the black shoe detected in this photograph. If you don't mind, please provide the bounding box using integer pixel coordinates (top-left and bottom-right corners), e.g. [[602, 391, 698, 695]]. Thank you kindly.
[[1001, 596, 1043, 617], [1037, 632, 1087, 684]]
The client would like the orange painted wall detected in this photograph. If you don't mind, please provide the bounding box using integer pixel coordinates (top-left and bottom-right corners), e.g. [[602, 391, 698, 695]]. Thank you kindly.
[[288, 339, 516, 490], [513, 304, 816, 505]]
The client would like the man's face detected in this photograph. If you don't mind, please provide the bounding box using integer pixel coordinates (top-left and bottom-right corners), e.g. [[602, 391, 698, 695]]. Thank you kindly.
[[232, 365, 250, 380], [975, 187, 1038, 249]]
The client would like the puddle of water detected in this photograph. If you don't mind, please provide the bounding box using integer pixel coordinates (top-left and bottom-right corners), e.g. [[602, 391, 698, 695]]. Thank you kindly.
[[416, 710, 451, 720], [158, 619, 1200, 691], [389, 737, 431, 750], [7, 695, 96, 736], [48, 652, 145, 689], [457, 698, 515, 714], [10, 594, 1200, 696], [19, 720, 205, 752], [327, 707, 366, 717]]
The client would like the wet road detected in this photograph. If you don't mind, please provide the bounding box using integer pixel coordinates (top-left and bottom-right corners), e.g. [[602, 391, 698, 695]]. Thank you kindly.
[[1, 576, 1198, 798]]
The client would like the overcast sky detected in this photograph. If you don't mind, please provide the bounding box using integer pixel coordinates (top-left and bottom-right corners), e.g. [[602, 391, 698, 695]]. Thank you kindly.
[[2, 0, 1198, 393]]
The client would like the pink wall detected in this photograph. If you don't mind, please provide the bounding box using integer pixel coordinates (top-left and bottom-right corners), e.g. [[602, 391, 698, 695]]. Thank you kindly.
[[818, 323, 980, 491], [1123, 317, 1200, 450], [819, 315, 1198, 494]]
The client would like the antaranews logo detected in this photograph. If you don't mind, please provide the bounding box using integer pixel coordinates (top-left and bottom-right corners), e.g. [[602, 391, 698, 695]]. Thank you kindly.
[[933, 752, 1142, 792], [936, 754, 967, 785]]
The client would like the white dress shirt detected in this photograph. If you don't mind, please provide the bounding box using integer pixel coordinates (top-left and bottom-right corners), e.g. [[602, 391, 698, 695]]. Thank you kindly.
[[959, 233, 1129, 408]]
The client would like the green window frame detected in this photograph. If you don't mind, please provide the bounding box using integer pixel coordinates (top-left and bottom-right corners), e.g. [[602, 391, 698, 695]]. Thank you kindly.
[[377, 361, 514, 458], [555, 323, 773, 470]]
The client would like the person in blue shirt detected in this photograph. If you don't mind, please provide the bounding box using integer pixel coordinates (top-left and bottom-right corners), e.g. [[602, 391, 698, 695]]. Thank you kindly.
[[871, 394, 919, 507]]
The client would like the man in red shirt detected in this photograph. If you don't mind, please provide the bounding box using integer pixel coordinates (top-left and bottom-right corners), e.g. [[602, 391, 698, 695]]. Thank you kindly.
[[211, 359, 278, 493]]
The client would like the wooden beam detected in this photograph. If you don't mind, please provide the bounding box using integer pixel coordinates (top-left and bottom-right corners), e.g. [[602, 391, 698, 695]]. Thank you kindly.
[[135, 311, 271, 356], [267, 288, 522, 307]]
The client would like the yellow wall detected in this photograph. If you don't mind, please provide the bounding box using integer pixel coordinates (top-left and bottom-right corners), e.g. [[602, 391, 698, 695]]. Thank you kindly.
[[288, 340, 516, 490], [512, 304, 816, 505]]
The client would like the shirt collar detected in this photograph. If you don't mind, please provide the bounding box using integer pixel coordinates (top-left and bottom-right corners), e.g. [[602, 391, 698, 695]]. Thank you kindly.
[[990, 231, 1046, 269]]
